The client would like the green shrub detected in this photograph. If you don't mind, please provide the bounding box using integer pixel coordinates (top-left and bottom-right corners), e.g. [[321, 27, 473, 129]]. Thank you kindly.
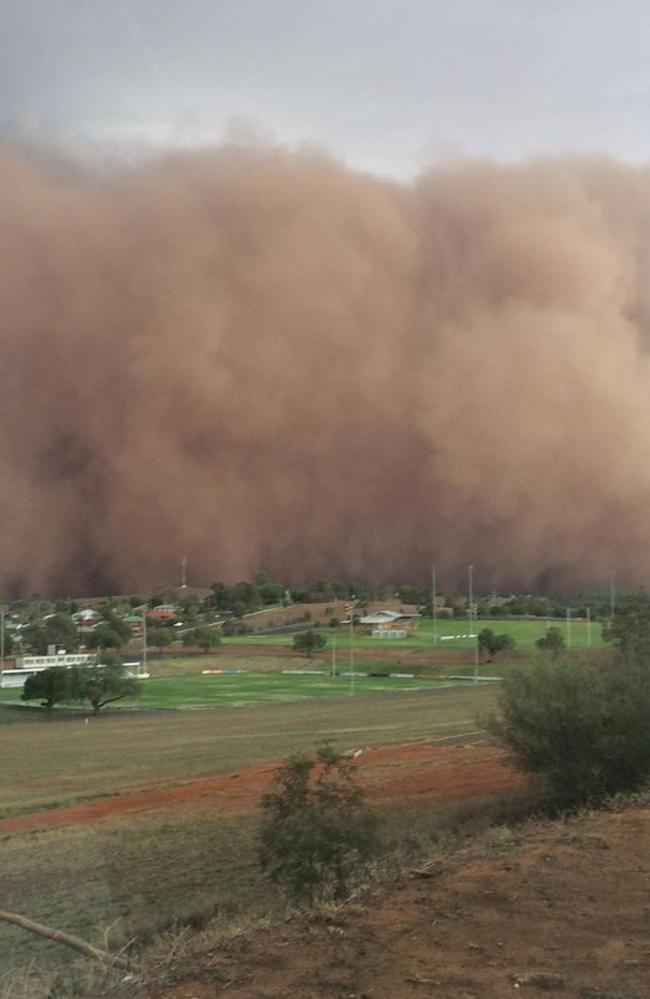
[[478, 628, 515, 659], [487, 653, 650, 808], [292, 630, 327, 658], [535, 626, 565, 657], [259, 744, 378, 904]]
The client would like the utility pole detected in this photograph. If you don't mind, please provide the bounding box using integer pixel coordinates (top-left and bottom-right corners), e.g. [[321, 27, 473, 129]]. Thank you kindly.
[[432, 563, 438, 648], [142, 605, 148, 678], [181, 555, 187, 589], [468, 564, 479, 680], [349, 598, 355, 696]]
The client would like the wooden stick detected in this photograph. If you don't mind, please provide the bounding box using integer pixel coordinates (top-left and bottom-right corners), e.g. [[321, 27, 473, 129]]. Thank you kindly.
[[0, 910, 129, 969]]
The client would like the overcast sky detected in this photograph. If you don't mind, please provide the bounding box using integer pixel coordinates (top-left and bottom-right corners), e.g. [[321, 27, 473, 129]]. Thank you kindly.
[[2, 0, 650, 177]]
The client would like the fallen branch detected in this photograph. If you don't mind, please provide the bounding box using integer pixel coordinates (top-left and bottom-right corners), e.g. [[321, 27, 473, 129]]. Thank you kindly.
[[0, 910, 129, 969]]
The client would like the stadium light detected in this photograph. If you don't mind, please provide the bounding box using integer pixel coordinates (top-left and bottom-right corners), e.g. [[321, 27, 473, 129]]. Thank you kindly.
[[468, 565, 479, 680], [432, 563, 438, 648]]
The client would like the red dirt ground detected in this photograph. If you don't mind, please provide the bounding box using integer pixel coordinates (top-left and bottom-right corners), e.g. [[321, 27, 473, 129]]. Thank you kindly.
[[0, 740, 523, 836], [130, 805, 650, 999]]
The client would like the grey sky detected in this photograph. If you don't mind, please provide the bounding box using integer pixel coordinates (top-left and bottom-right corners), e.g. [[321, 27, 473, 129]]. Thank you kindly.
[[2, 0, 650, 177]]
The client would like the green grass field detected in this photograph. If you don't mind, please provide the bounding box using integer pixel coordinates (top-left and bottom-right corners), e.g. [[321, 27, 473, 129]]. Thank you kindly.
[[225, 615, 605, 651], [0, 672, 465, 713]]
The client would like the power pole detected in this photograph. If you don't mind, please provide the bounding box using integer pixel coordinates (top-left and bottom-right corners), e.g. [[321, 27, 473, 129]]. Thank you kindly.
[[432, 563, 438, 648], [468, 564, 479, 679], [349, 598, 355, 696], [142, 606, 148, 678]]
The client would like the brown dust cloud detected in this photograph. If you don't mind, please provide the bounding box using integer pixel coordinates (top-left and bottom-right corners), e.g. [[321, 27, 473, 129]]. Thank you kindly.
[[2, 143, 650, 596]]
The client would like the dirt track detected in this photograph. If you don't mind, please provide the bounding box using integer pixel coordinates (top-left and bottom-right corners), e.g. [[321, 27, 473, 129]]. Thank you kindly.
[[0, 738, 523, 836]]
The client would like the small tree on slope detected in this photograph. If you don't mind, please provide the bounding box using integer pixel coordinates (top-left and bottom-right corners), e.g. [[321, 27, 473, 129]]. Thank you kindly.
[[259, 744, 378, 904]]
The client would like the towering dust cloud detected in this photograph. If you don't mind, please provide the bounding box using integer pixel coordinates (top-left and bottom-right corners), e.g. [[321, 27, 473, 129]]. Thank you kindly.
[[2, 144, 650, 595]]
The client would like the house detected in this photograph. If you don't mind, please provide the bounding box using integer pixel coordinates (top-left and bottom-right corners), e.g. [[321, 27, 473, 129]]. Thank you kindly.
[[72, 608, 103, 628], [123, 614, 145, 636], [145, 604, 177, 623], [358, 610, 420, 638]]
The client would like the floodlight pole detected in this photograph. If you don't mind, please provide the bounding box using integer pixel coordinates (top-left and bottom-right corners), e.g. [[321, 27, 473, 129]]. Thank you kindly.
[[349, 598, 355, 696], [142, 605, 148, 678], [432, 563, 438, 648], [468, 564, 479, 680]]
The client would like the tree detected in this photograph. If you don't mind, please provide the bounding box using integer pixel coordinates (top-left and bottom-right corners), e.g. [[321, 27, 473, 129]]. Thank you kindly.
[[535, 627, 565, 658], [259, 744, 378, 904], [478, 628, 515, 661], [0, 631, 15, 657], [77, 664, 141, 715], [255, 572, 285, 606], [99, 609, 132, 645], [487, 653, 650, 807], [147, 627, 174, 650], [22, 667, 73, 709], [292, 630, 327, 658], [182, 627, 220, 653], [86, 624, 125, 651], [23, 614, 79, 654], [603, 600, 650, 664]]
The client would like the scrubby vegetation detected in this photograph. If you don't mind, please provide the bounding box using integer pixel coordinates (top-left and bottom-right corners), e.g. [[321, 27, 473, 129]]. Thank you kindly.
[[259, 744, 378, 904], [489, 605, 650, 807]]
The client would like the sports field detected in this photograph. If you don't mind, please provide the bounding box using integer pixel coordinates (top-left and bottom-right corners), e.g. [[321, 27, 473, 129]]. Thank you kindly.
[[226, 615, 604, 651], [0, 672, 468, 713]]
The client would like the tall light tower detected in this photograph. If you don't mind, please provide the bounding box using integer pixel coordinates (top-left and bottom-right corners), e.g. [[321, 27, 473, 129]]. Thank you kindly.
[[468, 564, 479, 679], [432, 563, 438, 649]]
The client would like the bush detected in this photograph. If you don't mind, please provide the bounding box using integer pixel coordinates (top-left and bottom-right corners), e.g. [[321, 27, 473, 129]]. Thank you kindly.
[[487, 653, 650, 808], [182, 627, 220, 652], [292, 630, 327, 658], [478, 628, 515, 660], [535, 626, 565, 657], [259, 744, 378, 904]]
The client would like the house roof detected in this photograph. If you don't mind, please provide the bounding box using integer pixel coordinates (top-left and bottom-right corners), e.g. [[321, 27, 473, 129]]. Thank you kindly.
[[359, 610, 420, 625]]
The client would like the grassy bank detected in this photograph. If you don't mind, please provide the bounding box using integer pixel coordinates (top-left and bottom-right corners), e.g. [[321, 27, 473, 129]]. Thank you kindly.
[[0, 683, 495, 816]]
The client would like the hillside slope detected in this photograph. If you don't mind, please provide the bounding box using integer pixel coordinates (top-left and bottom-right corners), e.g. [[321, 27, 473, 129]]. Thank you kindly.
[[128, 804, 650, 999]]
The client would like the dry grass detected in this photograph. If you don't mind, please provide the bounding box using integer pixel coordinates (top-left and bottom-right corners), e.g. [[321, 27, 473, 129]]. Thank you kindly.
[[0, 684, 494, 816]]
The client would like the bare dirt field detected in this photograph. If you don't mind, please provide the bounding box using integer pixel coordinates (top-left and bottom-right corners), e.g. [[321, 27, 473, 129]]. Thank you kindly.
[[127, 804, 650, 999], [0, 739, 522, 836]]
